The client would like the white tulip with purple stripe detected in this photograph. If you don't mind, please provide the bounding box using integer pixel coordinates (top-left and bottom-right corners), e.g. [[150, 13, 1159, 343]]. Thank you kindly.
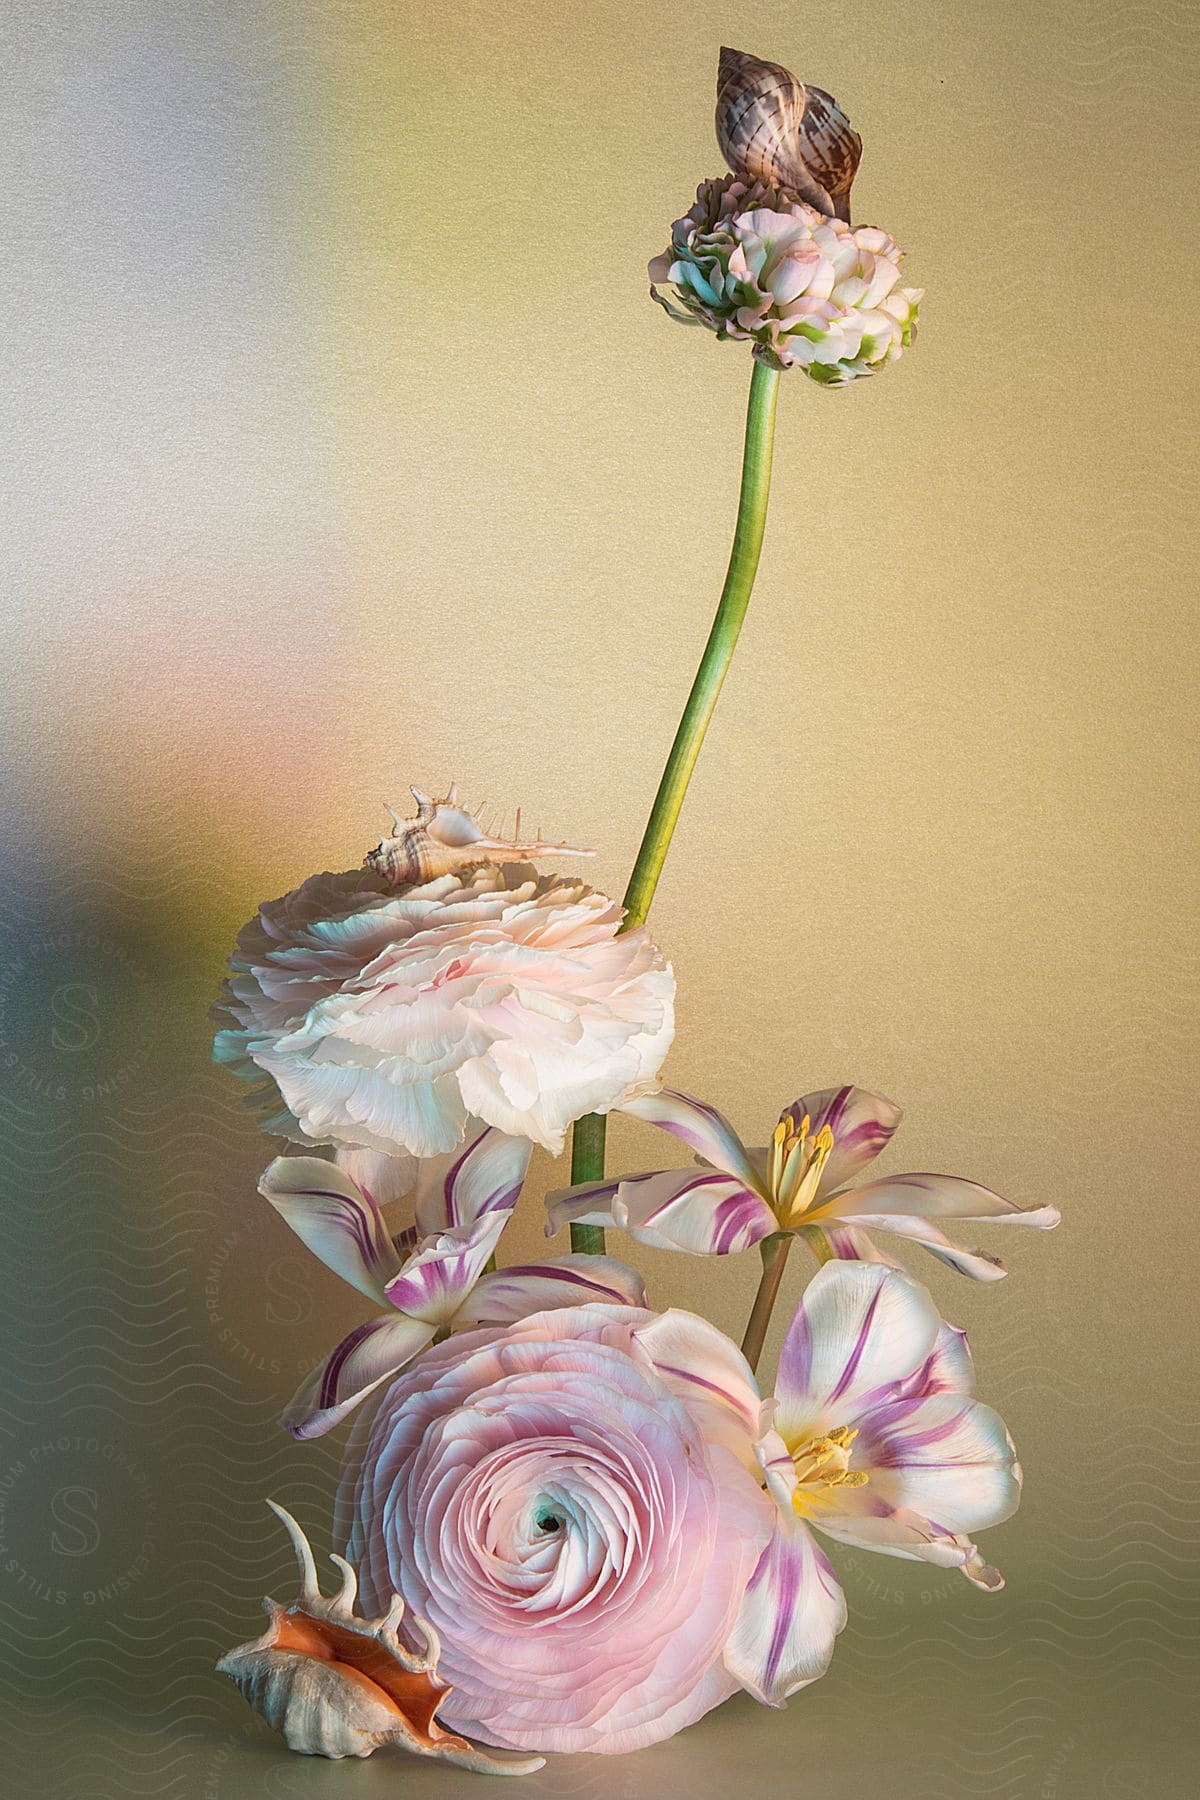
[[727, 1261, 1020, 1706], [258, 1126, 647, 1439], [546, 1083, 1059, 1280]]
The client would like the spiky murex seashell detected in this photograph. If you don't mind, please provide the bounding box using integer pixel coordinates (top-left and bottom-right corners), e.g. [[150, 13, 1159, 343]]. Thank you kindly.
[[365, 786, 594, 887], [216, 1501, 544, 1773], [716, 45, 862, 223]]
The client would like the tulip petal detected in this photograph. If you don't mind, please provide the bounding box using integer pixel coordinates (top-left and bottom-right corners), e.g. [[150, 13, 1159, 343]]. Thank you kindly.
[[894, 1322, 975, 1400], [333, 1145, 418, 1209], [783, 1086, 903, 1193], [413, 1125, 533, 1235], [258, 1156, 402, 1303], [775, 1263, 940, 1443], [620, 1089, 763, 1188], [831, 1213, 1011, 1281], [725, 1523, 847, 1706], [634, 1310, 768, 1466], [457, 1256, 647, 1326], [284, 1314, 436, 1440], [816, 1171, 1060, 1227], [383, 1212, 509, 1327], [548, 1168, 776, 1256], [849, 1393, 1022, 1537]]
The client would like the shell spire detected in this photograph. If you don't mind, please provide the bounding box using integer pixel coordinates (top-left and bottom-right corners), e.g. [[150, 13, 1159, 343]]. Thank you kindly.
[[215, 1501, 544, 1773], [365, 787, 595, 888], [716, 45, 862, 223]]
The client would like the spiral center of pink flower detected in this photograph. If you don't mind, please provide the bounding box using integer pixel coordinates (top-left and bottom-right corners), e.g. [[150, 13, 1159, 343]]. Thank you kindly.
[[769, 1111, 835, 1224]]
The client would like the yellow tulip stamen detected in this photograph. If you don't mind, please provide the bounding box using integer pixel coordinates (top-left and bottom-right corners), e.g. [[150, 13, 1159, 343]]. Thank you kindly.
[[775, 1119, 834, 1225], [790, 1424, 869, 1517]]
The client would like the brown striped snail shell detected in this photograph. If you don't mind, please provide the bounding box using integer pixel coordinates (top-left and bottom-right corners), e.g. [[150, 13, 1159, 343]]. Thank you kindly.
[[716, 45, 863, 224], [216, 1501, 544, 1772], [364, 787, 594, 887]]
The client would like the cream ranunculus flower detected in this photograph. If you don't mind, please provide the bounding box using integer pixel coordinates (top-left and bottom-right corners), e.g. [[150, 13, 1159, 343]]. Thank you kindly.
[[213, 864, 675, 1159], [649, 177, 922, 383]]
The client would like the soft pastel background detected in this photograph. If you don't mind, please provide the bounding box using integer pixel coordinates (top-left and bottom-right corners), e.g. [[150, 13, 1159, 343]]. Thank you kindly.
[[2, 1, 1197, 1794]]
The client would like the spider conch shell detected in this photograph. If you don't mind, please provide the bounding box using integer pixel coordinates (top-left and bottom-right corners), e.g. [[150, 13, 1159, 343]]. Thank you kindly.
[[365, 786, 594, 886], [716, 45, 863, 223], [216, 1501, 544, 1773]]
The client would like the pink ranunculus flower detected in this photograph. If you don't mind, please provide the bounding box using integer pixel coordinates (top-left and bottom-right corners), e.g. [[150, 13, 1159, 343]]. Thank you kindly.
[[213, 864, 675, 1159], [340, 1304, 775, 1755]]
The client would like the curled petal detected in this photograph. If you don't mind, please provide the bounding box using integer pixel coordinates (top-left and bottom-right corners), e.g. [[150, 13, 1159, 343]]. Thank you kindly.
[[383, 1213, 509, 1327], [892, 1322, 975, 1400], [285, 1315, 436, 1440], [725, 1522, 847, 1706], [828, 1212, 1010, 1281], [620, 1088, 763, 1188], [413, 1126, 533, 1235], [259, 1157, 402, 1303], [548, 1169, 776, 1256], [457, 1256, 647, 1326], [784, 1086, 903, 1194], [775, 1263, 940, 1443]]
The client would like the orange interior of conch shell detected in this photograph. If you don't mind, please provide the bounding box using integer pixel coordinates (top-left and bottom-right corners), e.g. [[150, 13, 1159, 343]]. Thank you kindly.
[[269, 1606, 447, 1744]]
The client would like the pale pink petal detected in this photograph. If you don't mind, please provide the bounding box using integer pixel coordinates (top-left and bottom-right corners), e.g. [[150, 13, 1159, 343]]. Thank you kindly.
[[775, 1263, 940, 1443], [334, 1145, 417, 1209], [816, 1223, 903, 1266], [784, 1086, 903, 1193], [620, 1088, 763, 1188], [892, 1322, 975, 1399], [284, 1314, 435, 1440], [258, 1156, 401, 1303], [383, 1211, 509, 1327], [413, 1124, 532, 1234], [458, 1256, 647, 1326], [725, 1522, 847, 1706]]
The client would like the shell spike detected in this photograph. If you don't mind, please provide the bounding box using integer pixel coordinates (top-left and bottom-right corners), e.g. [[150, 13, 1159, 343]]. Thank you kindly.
[[328, 1552, 358, 1618], [266, 1499, 320, 1605], [409, 1611, 442, 1672], [219, 1501, 546, 1771], [365, 789, 595, 887]]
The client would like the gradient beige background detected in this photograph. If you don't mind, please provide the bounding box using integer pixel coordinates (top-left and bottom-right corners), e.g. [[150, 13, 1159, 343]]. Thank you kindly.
[[2, 1, 1197, 1794]]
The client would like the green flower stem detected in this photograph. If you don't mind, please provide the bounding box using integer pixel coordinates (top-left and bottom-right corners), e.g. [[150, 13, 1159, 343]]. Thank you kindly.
[[740, 1233, 793, 1373], [569, 357, 782, 1254]]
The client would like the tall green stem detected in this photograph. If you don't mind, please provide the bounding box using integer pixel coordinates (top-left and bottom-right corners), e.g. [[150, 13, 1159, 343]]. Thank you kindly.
[[569, 357, 781, 1251], [740, 1234, 792, 1373]]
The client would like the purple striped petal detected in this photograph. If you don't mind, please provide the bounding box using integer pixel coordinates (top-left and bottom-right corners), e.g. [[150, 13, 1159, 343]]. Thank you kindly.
[[784, 1086, 903, 1194], [547, 1168, 776, 1256], [848, 1393, 1021, 1537], [620, 1089, 762, 1188], [258, 1156, 402, 1303], [413, 1124, 532, 1233], [283, 1313, 435, 1439], [775, 1263, 940, 1443], [828, 1213, 1010, 1281], [725, 1523, 847, 1706], [383, 1211, 509, 1326], [457, 1255, 646, 1326]]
